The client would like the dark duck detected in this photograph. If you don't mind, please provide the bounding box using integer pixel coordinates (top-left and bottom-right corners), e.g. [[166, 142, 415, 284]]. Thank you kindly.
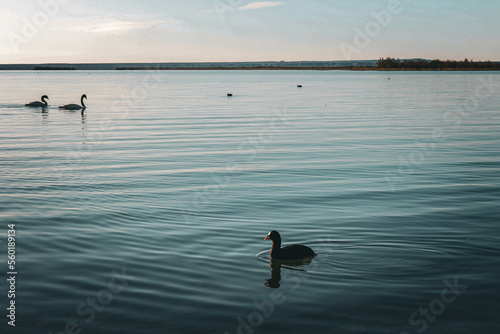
[[264, 231, 316, 261]]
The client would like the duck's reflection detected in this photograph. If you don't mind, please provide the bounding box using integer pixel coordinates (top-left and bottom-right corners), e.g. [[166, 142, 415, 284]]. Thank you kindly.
[[265, 261, 282, 288], [264, 259, 311, 289]]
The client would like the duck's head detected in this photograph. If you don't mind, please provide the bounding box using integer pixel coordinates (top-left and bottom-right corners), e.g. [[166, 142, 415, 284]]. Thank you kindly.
[[41, 95, 49, 101], [264, 230, 281, 242], [82, 94, 87, 100]]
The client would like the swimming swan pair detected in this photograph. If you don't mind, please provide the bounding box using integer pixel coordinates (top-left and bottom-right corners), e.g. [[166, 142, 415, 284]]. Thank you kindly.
[[25, 94, 87, 110]]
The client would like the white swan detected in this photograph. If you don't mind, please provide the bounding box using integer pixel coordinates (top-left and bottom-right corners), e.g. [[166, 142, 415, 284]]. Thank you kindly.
[[25, 95, 49, 108], [59, 94, 87, 111]]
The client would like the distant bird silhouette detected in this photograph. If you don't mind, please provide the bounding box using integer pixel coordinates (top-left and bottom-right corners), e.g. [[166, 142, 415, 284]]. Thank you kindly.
[[59, 94, 87, 111], [25, 95, 49, 108], [227, 93, 233, 97], [297, 85, 302, 88]]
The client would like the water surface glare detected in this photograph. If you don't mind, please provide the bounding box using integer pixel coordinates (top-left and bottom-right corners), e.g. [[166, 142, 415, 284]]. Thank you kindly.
[[1, 70, 499, 334]]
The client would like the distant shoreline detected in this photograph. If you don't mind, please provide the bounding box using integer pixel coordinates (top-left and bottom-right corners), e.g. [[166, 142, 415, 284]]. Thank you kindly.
[[1, 58, 499, 71], [2, 66, 499, 71], [115, 66, 500, 71], [115, 66, 365, 71]]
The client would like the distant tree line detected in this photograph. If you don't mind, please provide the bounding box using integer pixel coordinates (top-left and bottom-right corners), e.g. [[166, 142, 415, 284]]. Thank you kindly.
[[33, 66, 76, 71], [377, 58, 500, 70]]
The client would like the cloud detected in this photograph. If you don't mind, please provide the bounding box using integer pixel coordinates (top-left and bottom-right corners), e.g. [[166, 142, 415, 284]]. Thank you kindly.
[[238, 2, 285, 11], [65, 19, 176, 34]]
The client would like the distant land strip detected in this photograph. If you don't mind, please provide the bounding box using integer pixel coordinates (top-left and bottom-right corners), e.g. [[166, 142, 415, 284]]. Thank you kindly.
[[115, 66, 373, 71], [0, 59, 499, 71], [115, 66, 500, 71], [33, 66, 76, 71], [376, 57, 500, 70]]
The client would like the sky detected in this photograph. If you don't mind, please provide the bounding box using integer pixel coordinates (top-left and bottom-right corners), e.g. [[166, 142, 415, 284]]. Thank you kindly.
[[0, 0, 499, 63]]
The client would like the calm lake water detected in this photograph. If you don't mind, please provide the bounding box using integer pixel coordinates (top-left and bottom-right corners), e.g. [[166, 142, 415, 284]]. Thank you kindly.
[[1, 70, 499, 334]]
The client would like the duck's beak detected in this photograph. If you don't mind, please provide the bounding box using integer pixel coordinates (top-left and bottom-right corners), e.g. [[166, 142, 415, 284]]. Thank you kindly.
[[264, 235, 270, 240]]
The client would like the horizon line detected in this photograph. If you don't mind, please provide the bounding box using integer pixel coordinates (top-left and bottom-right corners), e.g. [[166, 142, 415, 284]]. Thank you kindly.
[[2, 58, 500, 66]]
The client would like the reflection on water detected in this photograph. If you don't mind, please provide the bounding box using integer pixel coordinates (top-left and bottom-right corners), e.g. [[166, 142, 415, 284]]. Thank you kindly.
[[266, 262, 282, 288], [265, 260, 311, 289]]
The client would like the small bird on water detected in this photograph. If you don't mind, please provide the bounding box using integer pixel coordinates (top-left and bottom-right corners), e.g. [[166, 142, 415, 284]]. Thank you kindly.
[[264, 230, 316, 261]]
